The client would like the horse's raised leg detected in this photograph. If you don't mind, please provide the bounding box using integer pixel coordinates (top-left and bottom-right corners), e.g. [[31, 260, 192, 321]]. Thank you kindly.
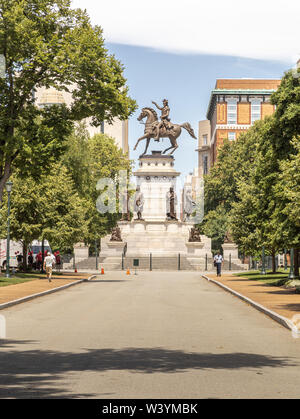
[[162, 135, 177, 155], [134, 134, 148, 151], [169, 137, 179, 155], [162, 137, 178, 155], [141, 138, 151, 156], [162, 145, 174, 154], [169, 144, 178, 155]]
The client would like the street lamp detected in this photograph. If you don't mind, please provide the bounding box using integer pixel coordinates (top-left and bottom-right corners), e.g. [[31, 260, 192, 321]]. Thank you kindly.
[[95, 238, 98, 271], [261, 245, 266, 275], [284, 249, 288, 271], [288, 248, 295, 280], [5, 180, 13, 278]]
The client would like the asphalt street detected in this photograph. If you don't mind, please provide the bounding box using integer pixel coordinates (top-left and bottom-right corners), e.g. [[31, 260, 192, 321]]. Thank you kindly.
[[1, 271, 300, 399]]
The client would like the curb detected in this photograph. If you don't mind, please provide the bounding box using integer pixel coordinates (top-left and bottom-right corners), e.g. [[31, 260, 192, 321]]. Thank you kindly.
[[0, 277, 90, 311], [201, 274, 295, 332], [87, 275, 98, 281]]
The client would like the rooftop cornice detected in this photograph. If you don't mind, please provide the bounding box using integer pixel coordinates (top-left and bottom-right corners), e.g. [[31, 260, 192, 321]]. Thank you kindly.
[[212, 88, 277, 94], [206, 89, 277, 120]]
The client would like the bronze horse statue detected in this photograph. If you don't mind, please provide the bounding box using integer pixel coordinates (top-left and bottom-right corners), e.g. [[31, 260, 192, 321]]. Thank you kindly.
[[134, 107, 197, 155]]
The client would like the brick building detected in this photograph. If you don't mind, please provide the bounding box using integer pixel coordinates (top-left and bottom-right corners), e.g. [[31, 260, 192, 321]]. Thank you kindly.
[[197, 79, 281, 177]]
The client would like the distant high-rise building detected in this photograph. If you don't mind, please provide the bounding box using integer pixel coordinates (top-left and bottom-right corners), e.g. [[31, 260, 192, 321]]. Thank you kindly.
[[34, 87, 129, 154], [197, 78, 281, 177]]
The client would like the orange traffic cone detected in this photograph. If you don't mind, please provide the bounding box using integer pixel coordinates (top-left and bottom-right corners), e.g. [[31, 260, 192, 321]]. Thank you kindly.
[[126, 268, 130, 275], [101, 267, 104, 275]]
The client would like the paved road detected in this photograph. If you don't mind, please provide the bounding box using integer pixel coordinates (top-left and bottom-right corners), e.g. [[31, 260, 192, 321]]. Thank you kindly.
[[1, 271, 300, 399]]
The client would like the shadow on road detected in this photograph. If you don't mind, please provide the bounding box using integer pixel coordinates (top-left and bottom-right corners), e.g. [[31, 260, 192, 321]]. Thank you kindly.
[[0, 341, 296, 398]]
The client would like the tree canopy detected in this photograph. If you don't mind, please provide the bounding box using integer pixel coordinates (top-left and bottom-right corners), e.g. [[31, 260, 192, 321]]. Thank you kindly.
[[0, 0, 137, 201], [201, 67, 300, 273], [62, 129, 132, 244]]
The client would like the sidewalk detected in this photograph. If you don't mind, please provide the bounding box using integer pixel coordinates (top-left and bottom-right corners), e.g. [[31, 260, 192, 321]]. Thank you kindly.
[[0, 273, 88, 306], [205, 273, 300, 321]]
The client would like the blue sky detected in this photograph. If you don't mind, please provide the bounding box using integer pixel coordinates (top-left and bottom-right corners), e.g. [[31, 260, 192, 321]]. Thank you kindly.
[[106, 43, 292, 180], [70, 0, 299, 182]]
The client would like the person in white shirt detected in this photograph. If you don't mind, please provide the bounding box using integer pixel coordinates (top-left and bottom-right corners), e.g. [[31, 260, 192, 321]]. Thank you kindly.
[[50, 253, 56, 266], [43, 251, 54, 282], [214, 252, 224, 277]]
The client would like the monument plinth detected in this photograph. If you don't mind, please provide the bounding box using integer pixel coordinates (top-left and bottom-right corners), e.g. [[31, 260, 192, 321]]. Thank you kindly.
[[69, 100, 213, 270], [99, 99, 212, 270], [133, 151, 180, 221], [99, 151, 212, 269]]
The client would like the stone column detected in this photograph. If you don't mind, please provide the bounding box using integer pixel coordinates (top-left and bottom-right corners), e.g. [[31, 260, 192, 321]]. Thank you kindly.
[[133, 151, 180, 222], [73, 242, 89, 262], [222, 242, 240, 264]]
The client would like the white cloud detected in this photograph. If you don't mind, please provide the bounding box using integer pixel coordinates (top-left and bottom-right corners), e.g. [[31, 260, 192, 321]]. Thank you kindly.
[[71, 0, 299, 63]]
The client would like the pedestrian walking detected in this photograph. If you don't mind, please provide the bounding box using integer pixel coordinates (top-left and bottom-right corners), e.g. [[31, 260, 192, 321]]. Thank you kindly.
[[16, 253, 23, 269], [28, 251, 33, 269], [43, 251, 54, 282], [214, 251, 223, 277]]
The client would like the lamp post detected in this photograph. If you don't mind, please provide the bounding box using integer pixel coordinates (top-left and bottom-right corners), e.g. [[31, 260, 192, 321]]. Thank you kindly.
[[261, 245, 266, 275], [284, 249, 288, 270], [288, 248, 295, 280], [95, 238, 98, 271], [5, 180, 13, 278]]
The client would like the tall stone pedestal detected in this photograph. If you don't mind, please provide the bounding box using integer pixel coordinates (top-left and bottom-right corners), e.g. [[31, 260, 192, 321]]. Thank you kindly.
[[99, 151, 213, 270], [74, 242, 89, 262], [222, 242, 239, 262], [134, 151, 180, 221], [222, 242, 248, 270], [64, 242, 89, 270]]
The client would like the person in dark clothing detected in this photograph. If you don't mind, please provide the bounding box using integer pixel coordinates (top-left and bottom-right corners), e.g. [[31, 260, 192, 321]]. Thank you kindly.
[[214, 252, 224, 277]]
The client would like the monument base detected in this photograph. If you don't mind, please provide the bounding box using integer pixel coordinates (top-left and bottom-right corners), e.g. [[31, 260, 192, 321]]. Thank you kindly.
[[222, 242, 248, 270], [99, 220, 213, 270]]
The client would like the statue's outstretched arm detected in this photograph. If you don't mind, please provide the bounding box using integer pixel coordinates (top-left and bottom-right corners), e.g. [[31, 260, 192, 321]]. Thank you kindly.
[[152, 101, 162, 110]]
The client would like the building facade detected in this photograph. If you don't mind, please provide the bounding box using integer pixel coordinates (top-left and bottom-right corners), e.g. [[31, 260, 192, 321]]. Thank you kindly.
[[34, 87, 129, 154], [197, 79, 281, 176]]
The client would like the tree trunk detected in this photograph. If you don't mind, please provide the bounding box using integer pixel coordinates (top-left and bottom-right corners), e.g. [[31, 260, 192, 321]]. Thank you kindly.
[[271, 251, 276, 274], [22, 242, 28, 271], [294, 248, 299, 278]]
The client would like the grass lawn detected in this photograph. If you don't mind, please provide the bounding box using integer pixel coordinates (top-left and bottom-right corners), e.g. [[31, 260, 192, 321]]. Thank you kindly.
[[0, 271, 63, 287], [234, 270, 289, 286]]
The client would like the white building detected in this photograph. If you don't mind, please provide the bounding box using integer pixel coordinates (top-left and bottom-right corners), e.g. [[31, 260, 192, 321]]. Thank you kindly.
[[34, 87, 129, 154]]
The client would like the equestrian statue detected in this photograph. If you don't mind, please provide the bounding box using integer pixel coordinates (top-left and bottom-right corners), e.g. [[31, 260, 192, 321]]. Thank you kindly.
[[134, 99, 197, 155]]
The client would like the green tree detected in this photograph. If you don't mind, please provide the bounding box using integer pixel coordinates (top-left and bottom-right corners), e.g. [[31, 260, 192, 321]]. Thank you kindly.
[[270, 69, 300, 155], [270, 69, 300, 274], [0, 0, 137, 201], [201, 68, 299, 271], [63, 129, 132, 245], [202, 127, 258, 250], [272, 138, 300, 276], [200, 205, 229, 254], [230, 180, 261, 256], [0, 163, 87, 266]]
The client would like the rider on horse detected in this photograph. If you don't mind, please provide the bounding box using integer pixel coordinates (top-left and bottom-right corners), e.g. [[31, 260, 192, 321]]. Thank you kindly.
[[152, 99, 174, 141]]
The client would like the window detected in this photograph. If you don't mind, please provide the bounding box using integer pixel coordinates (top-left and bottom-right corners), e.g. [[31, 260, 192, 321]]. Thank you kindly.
[[251, 100, 261, 124], [227, 100, 237, 124], [228, 132, 236, 141], [203, 134, 208, 145], [203, 155, 208, 175]]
